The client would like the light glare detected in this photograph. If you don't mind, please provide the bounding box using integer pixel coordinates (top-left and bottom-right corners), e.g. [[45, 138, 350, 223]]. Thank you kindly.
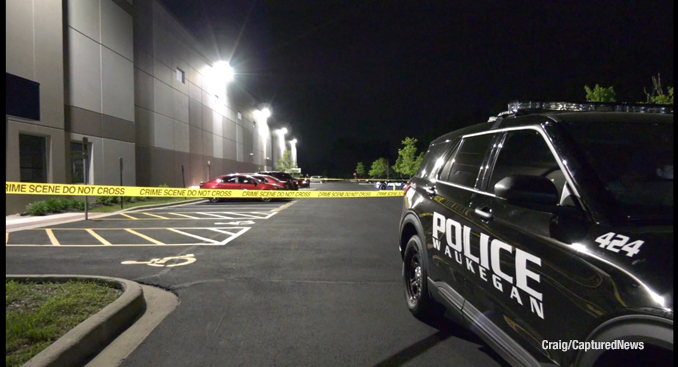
[[213, 61, 234, 83]]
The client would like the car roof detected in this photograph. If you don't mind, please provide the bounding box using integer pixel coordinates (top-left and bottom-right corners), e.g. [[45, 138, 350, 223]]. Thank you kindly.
[[431, 111, 673, 145]]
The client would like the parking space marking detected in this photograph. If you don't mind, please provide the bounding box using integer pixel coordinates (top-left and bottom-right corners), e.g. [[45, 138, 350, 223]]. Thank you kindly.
[[208, 228, 237, 236], [272, 201, 298, 212], [125, 229, 166, 245], [197, 212, 231, 219], [6, 227, 252, 247], [219, 212, 265, 219], [168, 212, 199, 219], [167, 228, 220, 244], [45, 229, 61, 246], [143, 213, 170, 219], [86, 229, 112, 246], [96, 211, 277, 221]]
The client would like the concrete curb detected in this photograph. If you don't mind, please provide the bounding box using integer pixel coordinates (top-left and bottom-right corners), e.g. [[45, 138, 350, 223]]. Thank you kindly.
[[5, 199, 206, 232], [7, 275, 146, 367]]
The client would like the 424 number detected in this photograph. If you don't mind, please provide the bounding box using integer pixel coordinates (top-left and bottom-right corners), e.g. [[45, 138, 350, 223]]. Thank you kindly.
[[595, 232, 644, 257]]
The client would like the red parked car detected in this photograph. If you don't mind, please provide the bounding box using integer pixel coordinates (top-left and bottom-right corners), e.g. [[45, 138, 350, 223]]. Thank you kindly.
[[249, 174, 288, 190], [200, 174, 279, 202]]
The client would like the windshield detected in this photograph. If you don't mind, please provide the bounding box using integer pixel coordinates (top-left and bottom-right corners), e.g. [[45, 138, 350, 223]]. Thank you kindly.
[[561, 120, 673, 218]]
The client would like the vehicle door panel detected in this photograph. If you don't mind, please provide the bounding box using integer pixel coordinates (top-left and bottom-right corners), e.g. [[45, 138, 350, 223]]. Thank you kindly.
[[467, 129, 602, 365], [427, 133, 498, 313]]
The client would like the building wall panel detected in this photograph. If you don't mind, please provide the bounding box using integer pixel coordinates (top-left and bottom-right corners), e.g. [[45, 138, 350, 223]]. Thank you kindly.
[[174, 120, 189, 153], [67, 0, 100, 42], [101, 0, 133, 61], [102, 47, 134, 122], [68, 28, 102, 113]]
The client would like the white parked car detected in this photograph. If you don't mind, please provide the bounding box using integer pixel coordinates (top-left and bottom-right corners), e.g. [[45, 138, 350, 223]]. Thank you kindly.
[[374, 181, 405, 190], [310, 175, 324, 183]]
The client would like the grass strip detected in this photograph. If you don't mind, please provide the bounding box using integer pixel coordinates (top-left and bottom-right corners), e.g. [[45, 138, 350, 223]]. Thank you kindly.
[[5, 280, 122, 367]]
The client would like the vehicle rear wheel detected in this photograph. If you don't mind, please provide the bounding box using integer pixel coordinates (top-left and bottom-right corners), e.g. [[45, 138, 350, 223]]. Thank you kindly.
[[261, 197, 272, 202], [209, 198, 219, 203], [403, 234, 443, 321]]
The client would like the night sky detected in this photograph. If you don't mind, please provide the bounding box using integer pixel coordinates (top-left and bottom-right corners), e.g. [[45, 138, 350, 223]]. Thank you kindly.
[[161, 0, 673, 177]]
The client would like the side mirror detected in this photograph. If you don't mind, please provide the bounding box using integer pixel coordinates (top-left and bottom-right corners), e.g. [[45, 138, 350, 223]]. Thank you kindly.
[[494, 175, 559, 206]]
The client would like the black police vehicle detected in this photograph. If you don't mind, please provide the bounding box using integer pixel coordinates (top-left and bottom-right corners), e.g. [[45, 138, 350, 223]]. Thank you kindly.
[[399, 101, 673, 367]]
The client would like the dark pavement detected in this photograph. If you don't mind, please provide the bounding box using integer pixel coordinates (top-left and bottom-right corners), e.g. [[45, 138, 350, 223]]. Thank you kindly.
[[6, 182, 509, 367]]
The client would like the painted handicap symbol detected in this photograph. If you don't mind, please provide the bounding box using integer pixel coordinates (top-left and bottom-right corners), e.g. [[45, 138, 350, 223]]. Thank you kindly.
[[121, 254, 196, 267]]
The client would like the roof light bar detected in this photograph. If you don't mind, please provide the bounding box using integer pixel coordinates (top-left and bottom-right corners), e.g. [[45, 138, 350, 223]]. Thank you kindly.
[[508, 101, 673, 115]]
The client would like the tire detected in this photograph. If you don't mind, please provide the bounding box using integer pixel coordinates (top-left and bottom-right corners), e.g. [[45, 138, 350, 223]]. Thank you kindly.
[[261, 197, 272, 202], [403, 234, 443, 321], [209, 198, 219, 203]]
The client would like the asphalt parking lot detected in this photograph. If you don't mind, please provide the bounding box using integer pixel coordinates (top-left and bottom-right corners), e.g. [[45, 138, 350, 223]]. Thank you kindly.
[[6, 182, 509, 367]]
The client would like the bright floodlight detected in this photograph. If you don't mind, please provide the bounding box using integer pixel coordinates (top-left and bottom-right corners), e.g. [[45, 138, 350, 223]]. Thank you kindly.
[[279, 128, 288, 135], [261, 108, 271, 118], [213, 61, 234, 83], [291, 139, 297, 144]]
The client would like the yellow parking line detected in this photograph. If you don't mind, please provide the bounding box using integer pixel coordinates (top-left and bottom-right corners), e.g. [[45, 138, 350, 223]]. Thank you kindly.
[[120, 213, 138, 220], [45, 229, 61, 246], [143, 213, 170, 219], [124, 229, 165, 245], [272, 201, 297, 212], [86, 229, 112, 246]]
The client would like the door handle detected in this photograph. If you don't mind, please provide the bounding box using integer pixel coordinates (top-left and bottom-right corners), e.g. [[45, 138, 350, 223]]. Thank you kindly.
[[424, 186, 436, 197], [474, 207, 493, 221]]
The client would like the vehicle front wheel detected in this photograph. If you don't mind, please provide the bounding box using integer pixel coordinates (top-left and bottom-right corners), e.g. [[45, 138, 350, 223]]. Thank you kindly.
[[403, 234, 443, 321], [209, 198, 219, 203]]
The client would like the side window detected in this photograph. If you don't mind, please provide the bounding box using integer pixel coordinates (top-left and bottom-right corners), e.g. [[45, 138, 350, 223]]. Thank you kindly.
[[70, 142, 85, 184], [241, 177, 255, 185], [415, 141, 452, 180], [20, 134, 48, 183], [488, 130, 565, 200], [442, 134, 495, 188], [224, 177, 237, 184]]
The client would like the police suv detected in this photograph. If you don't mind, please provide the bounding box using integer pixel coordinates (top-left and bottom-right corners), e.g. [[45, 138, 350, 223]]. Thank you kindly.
[[399, 101, 673, 367]]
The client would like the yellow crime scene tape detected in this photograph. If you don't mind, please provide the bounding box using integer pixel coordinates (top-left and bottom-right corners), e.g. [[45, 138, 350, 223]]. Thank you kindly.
[[5, 182, 404, 198]]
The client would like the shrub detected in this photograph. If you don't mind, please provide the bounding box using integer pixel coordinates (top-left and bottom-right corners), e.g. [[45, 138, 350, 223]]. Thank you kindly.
[[45, 198, 69, 213], [96, 196, 119, 206], [26, 201, 49, 216], [68, 200, 88, 211]]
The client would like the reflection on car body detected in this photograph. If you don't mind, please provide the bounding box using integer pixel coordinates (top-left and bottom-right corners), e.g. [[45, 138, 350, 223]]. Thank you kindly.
[[200, 173, 279, 202]]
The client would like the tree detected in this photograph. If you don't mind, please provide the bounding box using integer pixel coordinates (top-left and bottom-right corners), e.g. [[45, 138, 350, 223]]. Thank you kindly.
[[394, 137, 425, 178], [643, 74, 674, 105], [584, 84, 616, 102], [368, 158, 389, 178], [355, 162, 365, 178], [276, 151, 294, 172]]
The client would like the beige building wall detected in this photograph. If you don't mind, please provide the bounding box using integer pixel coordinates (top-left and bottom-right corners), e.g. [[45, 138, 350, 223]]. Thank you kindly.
[[6, 0, 67, 215], [133, 0, 273, 188], [6, 0, 275, 215], [65, 0, 136, 188]]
